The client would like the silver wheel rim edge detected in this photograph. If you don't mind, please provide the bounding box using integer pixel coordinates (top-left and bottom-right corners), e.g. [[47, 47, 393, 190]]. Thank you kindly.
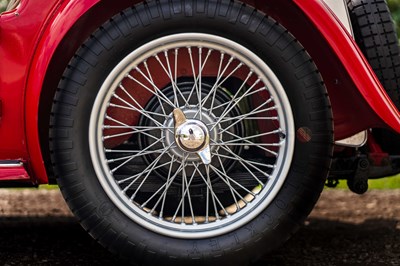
[[89, 33, 295, 239]]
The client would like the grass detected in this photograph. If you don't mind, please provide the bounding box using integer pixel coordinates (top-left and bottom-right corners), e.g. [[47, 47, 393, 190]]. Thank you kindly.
[[334, 174, 400, 190], [368, 174, 400, 189], [38, 184, 59, 190]]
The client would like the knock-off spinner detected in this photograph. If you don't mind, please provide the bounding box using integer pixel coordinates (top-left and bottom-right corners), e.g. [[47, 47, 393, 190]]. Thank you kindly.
[[173, 108, 212, 165]]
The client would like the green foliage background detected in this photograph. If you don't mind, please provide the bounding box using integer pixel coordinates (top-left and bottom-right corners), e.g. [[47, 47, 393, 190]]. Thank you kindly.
[[0, 0, 9, 12], [388, 0, 400, 36]]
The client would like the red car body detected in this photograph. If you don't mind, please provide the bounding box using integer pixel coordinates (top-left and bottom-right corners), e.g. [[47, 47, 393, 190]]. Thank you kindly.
[[1, 0, 399, 186], [2, 0, 400, 264]]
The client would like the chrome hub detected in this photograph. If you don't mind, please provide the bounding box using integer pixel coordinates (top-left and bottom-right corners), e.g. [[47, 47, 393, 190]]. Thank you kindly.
[[175, 121, 208, 152], [162, 106, 221, 163], [173, 108, 212, 164]]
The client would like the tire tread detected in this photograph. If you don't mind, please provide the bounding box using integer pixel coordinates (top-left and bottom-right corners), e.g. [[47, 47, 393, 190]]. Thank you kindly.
[[49, 1, 333, 265]]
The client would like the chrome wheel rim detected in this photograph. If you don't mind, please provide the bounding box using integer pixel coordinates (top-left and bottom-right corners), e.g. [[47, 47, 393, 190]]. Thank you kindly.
[[89, 33, 295, 238]]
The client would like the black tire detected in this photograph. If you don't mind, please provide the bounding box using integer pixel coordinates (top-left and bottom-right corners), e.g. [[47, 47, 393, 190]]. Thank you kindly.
[[348, 0, 400, 154], [50, 0, 333, 265], [348, 0, 400, 106]]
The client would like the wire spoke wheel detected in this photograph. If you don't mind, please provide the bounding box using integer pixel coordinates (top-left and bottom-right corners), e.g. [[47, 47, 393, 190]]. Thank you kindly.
[[89, 33, 294, 238], [51, 1, 333, 264]]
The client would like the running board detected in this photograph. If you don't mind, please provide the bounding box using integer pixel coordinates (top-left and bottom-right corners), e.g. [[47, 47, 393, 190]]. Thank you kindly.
[[0, 160, 30, 182]]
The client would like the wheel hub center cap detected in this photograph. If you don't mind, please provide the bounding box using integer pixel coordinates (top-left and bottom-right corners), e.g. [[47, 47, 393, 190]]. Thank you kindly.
[[176, 121, 208, 152], [173, 108, 212, 165]]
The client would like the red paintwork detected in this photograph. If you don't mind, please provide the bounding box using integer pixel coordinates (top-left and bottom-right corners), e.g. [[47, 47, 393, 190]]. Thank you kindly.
[[0, 0, 399, 184], [0, 166, 30, 181], [26, 0, 100, 184], [294, 0, 400, 134], [367, 132, 389, 166], [0, 0, 61, 184], [261, 0, 400, 139]]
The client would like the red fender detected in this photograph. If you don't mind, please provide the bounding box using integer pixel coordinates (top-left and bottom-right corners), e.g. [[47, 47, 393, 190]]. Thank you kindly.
[[260, 0, 400, 138], [25, 0, 100, 183], [294, 0, 400, 132], [0, 0, 62, 184]]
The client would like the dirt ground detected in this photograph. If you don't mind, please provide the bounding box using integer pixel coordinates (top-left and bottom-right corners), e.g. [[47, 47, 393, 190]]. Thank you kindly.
[[0, 189, 398, 265]]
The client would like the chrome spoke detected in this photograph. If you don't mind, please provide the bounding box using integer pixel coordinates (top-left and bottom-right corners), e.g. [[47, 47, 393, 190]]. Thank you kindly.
[[129, 153, 167, 200], [180, 159, 185, 222], [110, 138, 164, 174], [164, 50, 188, 106], [214, 150, 265, 188], [127, 73, 176, 109], [143, 61, 167, 116], [141, 158, 184, 213], [193, 58, 243, 118], [186, 47, 199, 107], [158, 155, 176, 217], [174, 48, 178, 87], [211, 142, 281, 147], [105, 115, 163, 141], [197, 47, 203, 119], [210, 87, 267, 111], [210, 72, 255, 130], [109, 103, 168, 118], [207, 165, 220, 219], [105, 149, 156, 153], [107, 149, 164, 163], [103, 129, 159, 141], [216, 142, 271, 180], [104, 125, 171, 130], [219, 105, 276, 134], [210, 140, 282, 149], [218, 130, 280, 157], [216, 154, 240, 212], [187, 48, 213, 112], [213, 152, 275, 169], [122, 142, 174, 194], [212, 91, 271, 132], [108, 97, 174, 135], [208, 162, 250, 205], [209, 53, 226, 111], [192, 163, 226, 219], [214, 115, 278, 124], [200, 55, 235, 107], [148, 157, 186, 216], [117, 158, 170, 185], [156, 161, 185, 217], [154, 54, 188, 106], [118, 160, 171, 187], [103, 121, 162, 134], [192, 48, 213, 119], [209, 164, 255, 196], [222, 129, 282, 144], [113, 88, 164, 128], [171, 158, 197, 224]]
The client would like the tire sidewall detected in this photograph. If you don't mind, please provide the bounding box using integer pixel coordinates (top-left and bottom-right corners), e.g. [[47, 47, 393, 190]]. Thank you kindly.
[[52, 1, 332, 264]]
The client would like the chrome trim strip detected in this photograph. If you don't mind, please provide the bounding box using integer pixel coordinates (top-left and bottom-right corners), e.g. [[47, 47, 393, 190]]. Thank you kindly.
[[0, 162, 23, 167]]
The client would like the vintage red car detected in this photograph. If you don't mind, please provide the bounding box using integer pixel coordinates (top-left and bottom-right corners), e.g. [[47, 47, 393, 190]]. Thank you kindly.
[[1, 0, 399, 264]]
